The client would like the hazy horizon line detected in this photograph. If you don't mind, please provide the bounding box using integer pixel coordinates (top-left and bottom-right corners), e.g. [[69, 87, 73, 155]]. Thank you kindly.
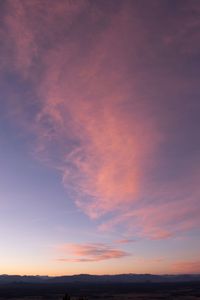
[[1, 273, 200, 277]]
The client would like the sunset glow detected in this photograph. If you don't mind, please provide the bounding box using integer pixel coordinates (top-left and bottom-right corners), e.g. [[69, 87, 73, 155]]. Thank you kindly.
[[0, 0, 200, 276]]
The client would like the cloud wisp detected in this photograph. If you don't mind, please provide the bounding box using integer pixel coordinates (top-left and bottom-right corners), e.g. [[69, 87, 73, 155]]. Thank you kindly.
[[57, 243, 129, 262], [1, 0, 200, 241], [115, 239, 136, 244]]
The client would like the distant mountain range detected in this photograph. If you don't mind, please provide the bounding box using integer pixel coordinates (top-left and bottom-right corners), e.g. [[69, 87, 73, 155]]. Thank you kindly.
[[0, 274, 200, 284]]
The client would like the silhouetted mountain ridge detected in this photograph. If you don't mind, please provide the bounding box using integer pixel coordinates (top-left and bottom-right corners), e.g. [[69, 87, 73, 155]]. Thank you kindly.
[[0, 274, 200, 284]]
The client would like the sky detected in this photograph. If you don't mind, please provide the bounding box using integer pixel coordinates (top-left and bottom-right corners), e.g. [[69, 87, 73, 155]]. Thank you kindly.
[[0, 0, 200, 276]]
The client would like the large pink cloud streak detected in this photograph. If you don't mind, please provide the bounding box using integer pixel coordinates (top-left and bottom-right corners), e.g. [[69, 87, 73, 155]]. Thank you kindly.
[[1, 0, 200, 241]]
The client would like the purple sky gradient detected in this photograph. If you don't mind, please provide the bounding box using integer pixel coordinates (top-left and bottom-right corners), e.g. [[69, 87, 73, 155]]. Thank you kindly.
[[0, 0, 200, 275]]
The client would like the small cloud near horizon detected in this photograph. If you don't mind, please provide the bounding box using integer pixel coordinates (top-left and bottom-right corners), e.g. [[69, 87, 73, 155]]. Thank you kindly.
[[56, 243, 130, 262], [172, 260, 200, 274]]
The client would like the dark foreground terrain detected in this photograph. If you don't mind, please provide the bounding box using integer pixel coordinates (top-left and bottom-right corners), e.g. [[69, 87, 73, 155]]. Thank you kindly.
[[0, 281, 200, 300]]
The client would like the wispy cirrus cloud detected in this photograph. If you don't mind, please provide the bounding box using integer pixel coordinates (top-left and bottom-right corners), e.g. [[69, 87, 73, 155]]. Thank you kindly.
[[57, 243, 129, 262], [99, 180, 200, 240], [1, 0, 200, 241]]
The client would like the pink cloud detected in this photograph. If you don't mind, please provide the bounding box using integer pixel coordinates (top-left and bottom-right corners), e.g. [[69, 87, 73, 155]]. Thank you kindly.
[[57, 243, 129, 262], [4, 0, 88, 76], [115, 239, 136, 244], [99, 173, 200, 239], [1, 0, 200, 241], [172, 260, 200, 274], [25, 1, 161, 220]]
